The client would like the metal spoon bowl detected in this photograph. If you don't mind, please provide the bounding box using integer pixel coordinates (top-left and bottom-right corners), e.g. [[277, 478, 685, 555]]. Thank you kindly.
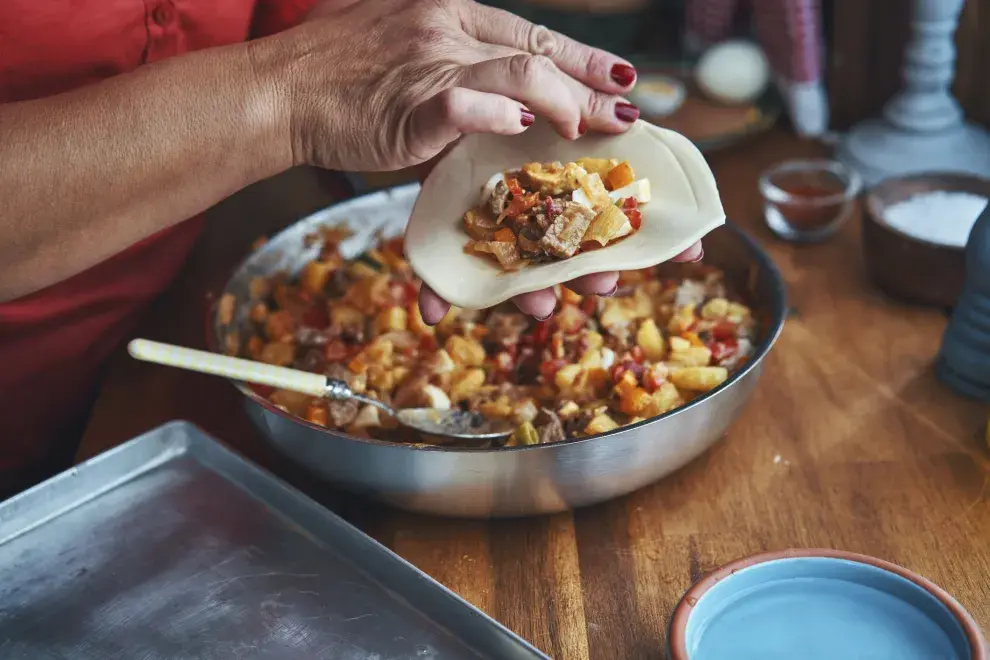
[[128, 339, 514, 442]]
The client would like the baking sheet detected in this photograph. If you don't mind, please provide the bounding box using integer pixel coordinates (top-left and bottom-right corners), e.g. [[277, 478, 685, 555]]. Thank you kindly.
[[0, 421, 548, 660]]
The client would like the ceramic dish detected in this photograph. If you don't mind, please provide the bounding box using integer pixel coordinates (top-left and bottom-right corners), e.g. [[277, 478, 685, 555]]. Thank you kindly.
[[668, 549, 986, 660], [862, 172, 990, 308], [405, 119, 725, 310]]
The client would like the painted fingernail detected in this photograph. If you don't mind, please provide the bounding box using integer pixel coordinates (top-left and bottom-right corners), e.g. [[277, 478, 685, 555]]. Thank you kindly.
[[610, 63, 637, 87], [601, 283, 619, 297], [577, 119, 588, 135], [615, 102, 640, 123], [520, 109, 535, 127], [689, 247, 705, 263]]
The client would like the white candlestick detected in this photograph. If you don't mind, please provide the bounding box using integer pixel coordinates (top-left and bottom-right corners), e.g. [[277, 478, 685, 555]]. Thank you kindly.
[[837, 0, 990, 186]]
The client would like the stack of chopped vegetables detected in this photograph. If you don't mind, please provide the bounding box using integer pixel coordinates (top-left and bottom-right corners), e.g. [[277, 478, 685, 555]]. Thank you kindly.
[[220, 229, 758, 448], [463, 158, 651, 271]]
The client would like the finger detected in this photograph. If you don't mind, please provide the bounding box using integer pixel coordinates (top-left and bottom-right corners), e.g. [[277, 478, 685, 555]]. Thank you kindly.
[[511, 288, 558, 320], [670, 241, 704, 263], [564, 271, 620, 296], [471, 42, 639, 134], [407, 87, 531, 161], [458, 54, 582, 138], [463, 3, 637, 94], [418, 284, 451, 326]]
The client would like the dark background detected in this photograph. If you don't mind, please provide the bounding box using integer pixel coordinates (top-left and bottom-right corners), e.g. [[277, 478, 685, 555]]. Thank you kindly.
[[480, 0, 990, 130]]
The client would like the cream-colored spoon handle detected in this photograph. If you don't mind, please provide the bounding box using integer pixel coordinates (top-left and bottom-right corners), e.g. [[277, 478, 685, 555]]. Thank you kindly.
[[127, 339, 327, 398]]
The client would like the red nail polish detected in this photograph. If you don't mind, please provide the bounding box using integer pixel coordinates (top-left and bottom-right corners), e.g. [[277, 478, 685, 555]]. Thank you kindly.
[[610, 63, 637, 87], [615, 102, 639, 123], [520, 110, 535, 127], [577, 119, 588, 135]]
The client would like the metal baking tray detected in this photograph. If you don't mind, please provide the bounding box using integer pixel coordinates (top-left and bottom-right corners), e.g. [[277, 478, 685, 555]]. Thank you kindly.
[[0, 421, 548, 660]]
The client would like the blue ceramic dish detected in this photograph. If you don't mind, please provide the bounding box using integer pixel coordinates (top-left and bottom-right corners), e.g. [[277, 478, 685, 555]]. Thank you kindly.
[[668, 549, 986, 660]]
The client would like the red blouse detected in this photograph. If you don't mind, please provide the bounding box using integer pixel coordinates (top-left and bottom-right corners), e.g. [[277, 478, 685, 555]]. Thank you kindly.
[[0, 0, 317, 491]]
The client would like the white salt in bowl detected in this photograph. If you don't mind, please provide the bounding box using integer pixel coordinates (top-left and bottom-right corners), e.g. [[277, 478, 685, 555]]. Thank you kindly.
[[862, 172, 990, 308]]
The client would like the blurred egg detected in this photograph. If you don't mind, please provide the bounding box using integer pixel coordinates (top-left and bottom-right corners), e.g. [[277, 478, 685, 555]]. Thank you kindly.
[[695, 40, 770, 105], [627, 74, 686, 118]]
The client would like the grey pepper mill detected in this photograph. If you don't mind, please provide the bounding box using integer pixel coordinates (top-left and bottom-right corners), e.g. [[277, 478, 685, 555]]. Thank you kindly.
[[936, 203, 990, 400]]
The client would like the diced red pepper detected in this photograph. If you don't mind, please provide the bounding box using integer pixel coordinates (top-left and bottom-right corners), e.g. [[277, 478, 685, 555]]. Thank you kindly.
[[251, 384, 275, 398], [712, 321, 736, 342], [532, 320, 551, 346], [323, 340, 350, 362], [540, 358, 568, 383], [419, 334, 438, 352], [507, 177, 524, 196], [622, 197, 642, 230], [384, 235, 405, 258], [711, 339, 739, 363], [630, 345, 645, 363], [302, 305, 330, 329], [581, 296, 597, 315], [610, 363, 627, 383], [505, 192, 539, 217], [390, 281, 418, 306], [643, 369, 665, 393]]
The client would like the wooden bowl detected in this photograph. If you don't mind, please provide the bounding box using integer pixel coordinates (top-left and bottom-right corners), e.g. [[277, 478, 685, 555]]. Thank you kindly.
[[862, 173, 990, 308]]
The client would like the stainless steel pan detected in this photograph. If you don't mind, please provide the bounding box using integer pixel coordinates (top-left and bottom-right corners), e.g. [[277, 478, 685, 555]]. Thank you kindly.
[[211, 184, 786, 518]]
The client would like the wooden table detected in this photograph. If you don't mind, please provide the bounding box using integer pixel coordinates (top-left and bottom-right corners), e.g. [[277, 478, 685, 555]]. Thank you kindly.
[[80, 130, 990, 658]]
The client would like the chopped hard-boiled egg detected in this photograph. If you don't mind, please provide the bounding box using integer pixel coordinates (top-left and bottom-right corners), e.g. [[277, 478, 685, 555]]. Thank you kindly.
[[608, 179, 651, 204], [481, 172, 506, 204]]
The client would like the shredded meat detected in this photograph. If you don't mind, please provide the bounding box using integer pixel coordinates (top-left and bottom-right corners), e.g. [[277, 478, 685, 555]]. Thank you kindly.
[[328, 399, 359, 427], [534, 408, 565, 444], [486, 312, 529, 347], [540, 202, 596, 258], [487, 179, 510, 217]]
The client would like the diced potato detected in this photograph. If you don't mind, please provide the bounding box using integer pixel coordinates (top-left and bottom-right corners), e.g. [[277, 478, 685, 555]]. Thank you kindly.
[[299, 259, 336, 295], [653, 381, 683, 411], [614, 369, 638, 397], [506, 421, 540, 447], [366, 337, 394, 366], [636, 318, 666, 361], [681, 331, 706, 347], [427, 349, 456, 375], [583, 205, 633, 246], [304, 403, 328, 427], [726, 302, 752, 323], [554, 364, 583, 392], [668, 336, 690, 352], [264, 309, 296, 341], [575, 157, 619, 180], [557, 401, 580, 418], [366, 365, 393, 391], [246, 335, 264, 359], [421, 384, 451, 410], [585, 413, 619, 435], [373, 305, 408, 335], [346, 274, 391, 314], [407, 302, 435, 337], [249, 302, 268, 324], [445, 335, 486, 367], [667, 305, 697, 334], [270, 389, 310, 416], [351, 404, 383, 429], [605, 161, 635, 190], [556, 304, 588, 334], [583, 330, 604, 350], [259, 341, 294, 367], [330, 303, 365, 329], [515, 399, 539, 424], [435, 306, 462, 336], [579, 172, 612, 210], [560, 288, 583, 306], [223, 332, 240, 357], [599, 299, 635, 330], [700, 297, 730, 320], [619, 386, 653, 416], [449, 368, 486, 403], [668, 345, 712, 367], [217, 293, 236, 326], [670, 366, 729, 391], [480, 397, 515, 420], [579, 348, 602, 369]]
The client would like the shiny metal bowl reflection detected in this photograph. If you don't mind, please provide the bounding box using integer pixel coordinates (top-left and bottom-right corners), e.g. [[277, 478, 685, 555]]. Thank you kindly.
[[212, 185, 786, 518]]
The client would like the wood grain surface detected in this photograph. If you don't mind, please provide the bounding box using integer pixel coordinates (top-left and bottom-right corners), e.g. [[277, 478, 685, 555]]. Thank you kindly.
[[79, 131, 990, 658]]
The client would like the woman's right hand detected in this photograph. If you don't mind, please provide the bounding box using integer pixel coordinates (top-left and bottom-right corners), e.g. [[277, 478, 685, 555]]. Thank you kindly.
[[250, 0, 642, 173]]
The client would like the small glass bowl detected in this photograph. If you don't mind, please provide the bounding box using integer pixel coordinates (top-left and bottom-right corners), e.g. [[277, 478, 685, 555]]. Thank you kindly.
[[759, 159, 862, 242]]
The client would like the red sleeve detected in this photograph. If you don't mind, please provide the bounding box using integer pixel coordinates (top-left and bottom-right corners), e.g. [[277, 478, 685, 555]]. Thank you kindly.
[[250, 0, 320, 38]]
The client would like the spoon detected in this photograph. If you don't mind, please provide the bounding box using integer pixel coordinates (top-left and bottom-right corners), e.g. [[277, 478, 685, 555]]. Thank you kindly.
[[127, 339, 514, 441]]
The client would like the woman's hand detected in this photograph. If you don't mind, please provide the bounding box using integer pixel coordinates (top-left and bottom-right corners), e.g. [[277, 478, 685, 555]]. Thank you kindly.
[[250, 0, 702, 323]]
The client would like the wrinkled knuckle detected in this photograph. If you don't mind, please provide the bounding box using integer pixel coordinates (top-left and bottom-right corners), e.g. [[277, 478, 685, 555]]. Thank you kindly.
[[584, 51, 610, 82], [414, 25, 449, 51], [527, 24, 557, 56], [512, 54, 553, 85], [585, 90, 613, 119], [435, 87, 465, 123]]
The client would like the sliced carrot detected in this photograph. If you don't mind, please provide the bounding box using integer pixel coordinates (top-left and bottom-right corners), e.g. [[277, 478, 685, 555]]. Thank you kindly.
[[493, 227, 517, 243]]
